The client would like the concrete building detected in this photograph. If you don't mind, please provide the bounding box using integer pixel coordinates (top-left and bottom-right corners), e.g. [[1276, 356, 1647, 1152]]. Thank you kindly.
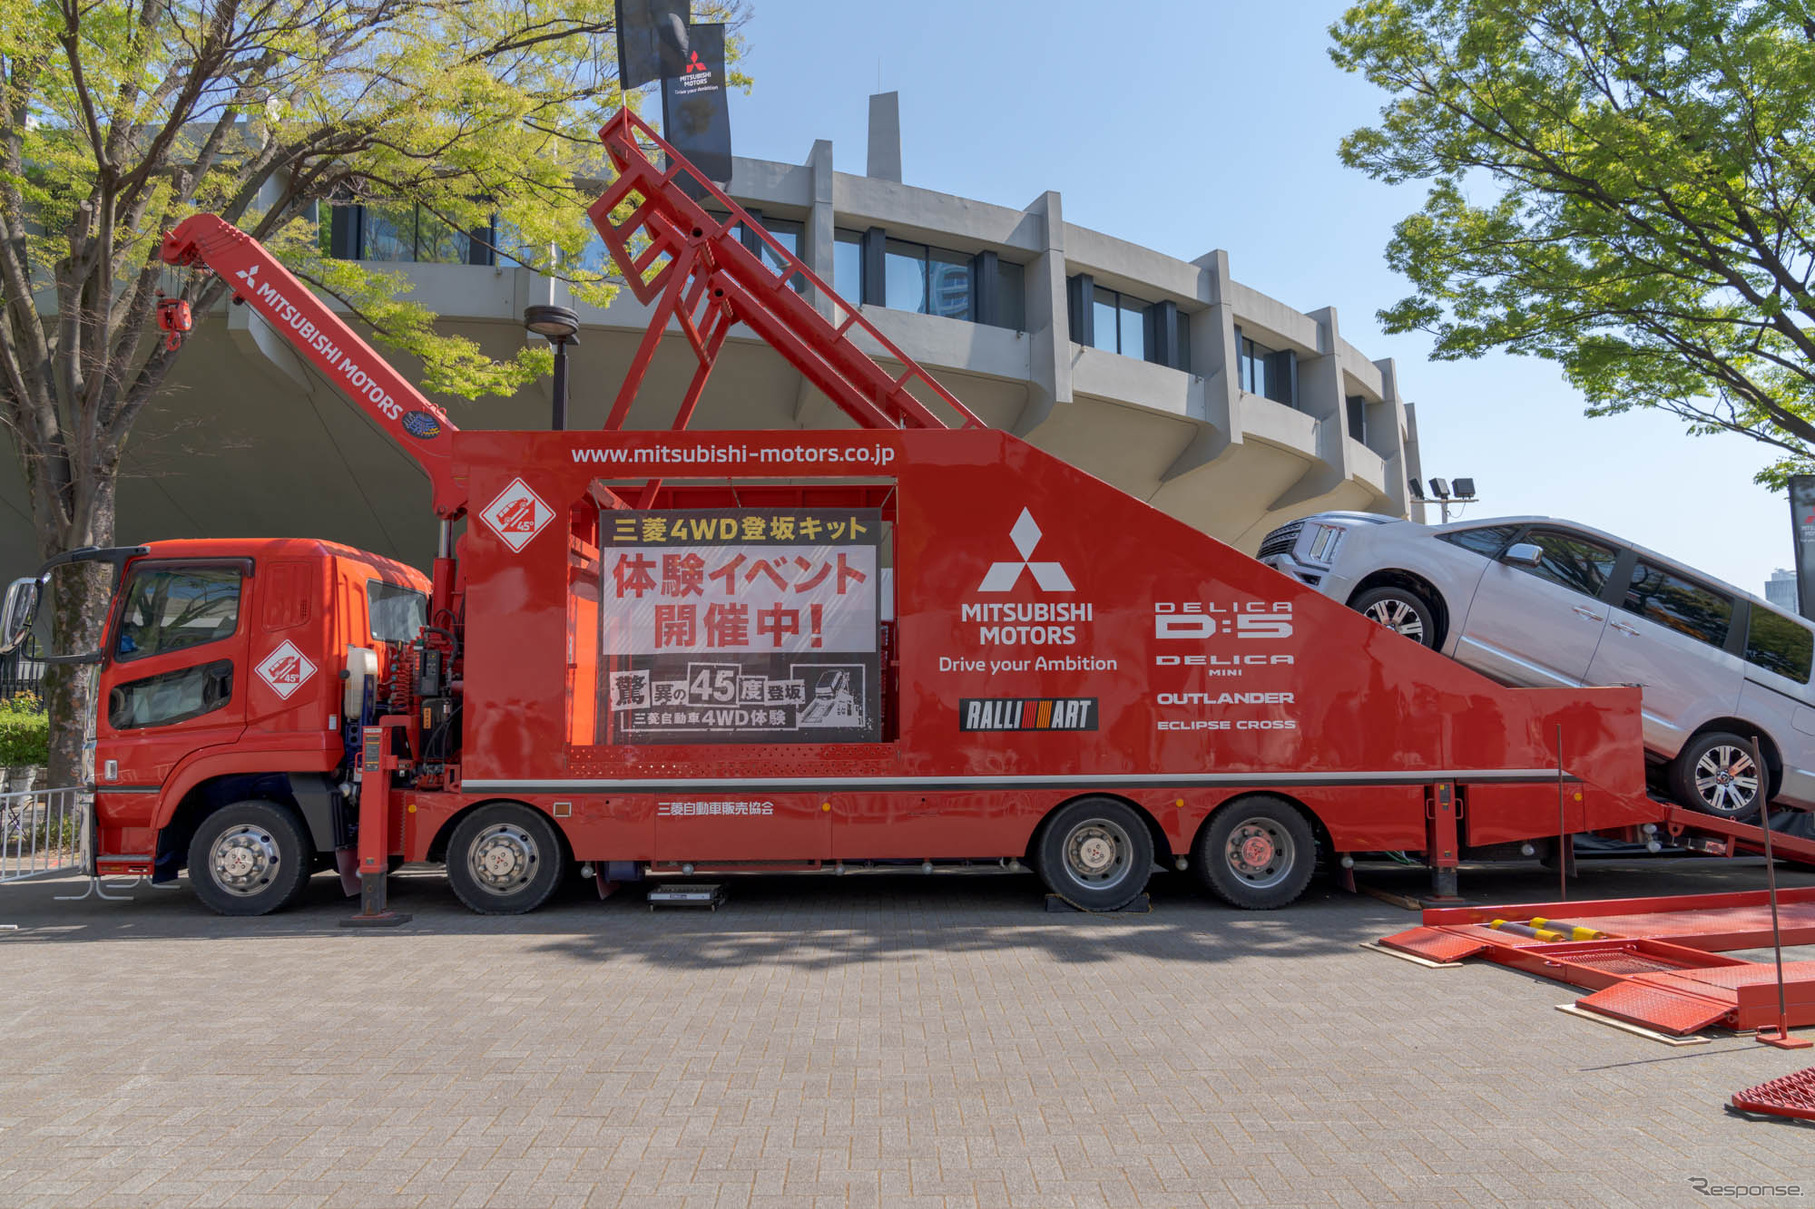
[[1767, 568, 1798, 612], [0, 94, 1425, 571]]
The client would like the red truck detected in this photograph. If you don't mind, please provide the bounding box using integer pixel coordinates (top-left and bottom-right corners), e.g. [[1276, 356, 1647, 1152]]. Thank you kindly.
[[0, 111, 1702, 918]]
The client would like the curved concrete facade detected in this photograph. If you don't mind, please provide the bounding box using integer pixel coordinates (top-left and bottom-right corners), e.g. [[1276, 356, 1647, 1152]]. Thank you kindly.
[[0, 96, 1425, 572]]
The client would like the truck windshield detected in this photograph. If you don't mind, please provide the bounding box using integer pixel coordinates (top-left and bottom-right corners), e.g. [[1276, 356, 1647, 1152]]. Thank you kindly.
[[116, 567, 242, 661]]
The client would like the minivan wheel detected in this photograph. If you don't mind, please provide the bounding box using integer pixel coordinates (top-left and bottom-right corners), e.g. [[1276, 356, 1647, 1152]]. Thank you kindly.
[[1670, 731, 1764, 823], [1350, 586, 1437, 648]]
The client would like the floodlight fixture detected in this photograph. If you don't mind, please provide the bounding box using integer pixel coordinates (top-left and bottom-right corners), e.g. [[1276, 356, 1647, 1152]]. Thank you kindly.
[[1428, 478, 1451, 499], [1452, 477, 1476, 500], [1408, 478, 1426, 501]]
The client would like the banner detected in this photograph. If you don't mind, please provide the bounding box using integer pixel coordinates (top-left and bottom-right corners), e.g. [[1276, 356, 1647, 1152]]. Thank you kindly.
[[615, 0, 690, 90], [660, 21, 732, 187], [602, 508, 882, 744], [1791, 475, 1815, 620]]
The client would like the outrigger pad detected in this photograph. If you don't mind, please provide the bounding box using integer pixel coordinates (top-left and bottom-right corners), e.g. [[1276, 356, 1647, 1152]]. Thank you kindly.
[[1378, 927, 1488, 964], [1732, 1067, 1815, 1121]]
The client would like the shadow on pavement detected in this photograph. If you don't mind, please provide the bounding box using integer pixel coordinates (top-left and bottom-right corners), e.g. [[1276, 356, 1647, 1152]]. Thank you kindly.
[[2, 856, 1810, 974]]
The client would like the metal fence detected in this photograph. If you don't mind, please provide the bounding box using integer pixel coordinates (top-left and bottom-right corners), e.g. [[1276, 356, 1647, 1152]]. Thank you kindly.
[[0, 785, 89, 883], [0, 638, 45, 703]]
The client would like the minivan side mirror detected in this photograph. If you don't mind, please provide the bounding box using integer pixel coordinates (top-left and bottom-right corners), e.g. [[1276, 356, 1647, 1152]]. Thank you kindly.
[[1503, 542, 1544, 568], [0, 576, 41, 654]]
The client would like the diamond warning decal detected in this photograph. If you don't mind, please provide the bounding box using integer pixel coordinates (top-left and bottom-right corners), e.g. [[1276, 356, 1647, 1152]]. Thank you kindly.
[[256, 640, 317, 701], [479, 477, 554, 553]]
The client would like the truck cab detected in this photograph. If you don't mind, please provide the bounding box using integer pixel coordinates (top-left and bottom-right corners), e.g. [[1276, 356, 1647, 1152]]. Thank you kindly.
[[16, 538, 430, 910]]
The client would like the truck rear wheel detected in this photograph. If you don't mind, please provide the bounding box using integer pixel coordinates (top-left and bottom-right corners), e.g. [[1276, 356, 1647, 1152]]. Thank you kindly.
[[187, 801, 312, 917], [1035, 797, 1153, 911], [1194, 797, 1316, 910], [446, 804, 565, 915]]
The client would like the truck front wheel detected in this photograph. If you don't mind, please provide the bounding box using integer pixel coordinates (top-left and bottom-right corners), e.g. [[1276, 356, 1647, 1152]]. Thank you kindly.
[[446, 804, 565, 915], [187, 801, 313, 916], [1194, 797, 1316, 909], [1035, 797, 1154, 911]]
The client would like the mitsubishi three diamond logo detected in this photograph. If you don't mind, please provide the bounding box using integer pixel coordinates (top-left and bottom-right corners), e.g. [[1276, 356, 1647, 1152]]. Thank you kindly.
[[979, 508, 1074, 593], [256, 640, 317, 700], [479, 477, 554, 552]]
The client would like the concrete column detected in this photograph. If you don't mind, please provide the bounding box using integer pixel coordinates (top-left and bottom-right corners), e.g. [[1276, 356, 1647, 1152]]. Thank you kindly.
[[1381, 359, 1423, 522], [867, 93, 902, 183], [1266, 306, 1352, 510], [1013, 190, 1070, 435], [802, 138, 835, 320], [1161, 249, 1238, 481]]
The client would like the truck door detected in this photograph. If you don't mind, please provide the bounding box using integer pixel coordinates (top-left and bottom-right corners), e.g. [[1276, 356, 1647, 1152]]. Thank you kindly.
[[1454, 526, 1619, 688], [95, 560, 250, 788], [1585, 559, 1742, 753]]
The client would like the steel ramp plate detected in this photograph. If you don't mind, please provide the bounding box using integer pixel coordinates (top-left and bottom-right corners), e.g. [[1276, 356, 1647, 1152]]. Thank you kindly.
[[1378, 927, 1489, 964], [1574, 980, 1733, 1035], [1732, 1067, 1815, 1121]]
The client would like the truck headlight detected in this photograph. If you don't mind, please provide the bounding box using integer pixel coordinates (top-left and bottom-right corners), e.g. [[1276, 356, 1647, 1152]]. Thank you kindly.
[[1305, 524, 1347, 566]]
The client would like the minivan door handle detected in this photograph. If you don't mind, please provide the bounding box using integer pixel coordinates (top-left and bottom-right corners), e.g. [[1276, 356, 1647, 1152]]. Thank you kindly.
[[1609, 619, 1639, 636], [1573, 605, 1604, 622]]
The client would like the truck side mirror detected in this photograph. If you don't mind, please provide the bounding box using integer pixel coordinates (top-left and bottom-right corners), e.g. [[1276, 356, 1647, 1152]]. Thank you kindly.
[[1, 576, 41, 654], [1503, 542, 1544, 568]]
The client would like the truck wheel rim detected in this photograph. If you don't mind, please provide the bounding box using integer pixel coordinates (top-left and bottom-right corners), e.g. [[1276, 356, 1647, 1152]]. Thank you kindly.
[[470, 823, 538, 893], [1694, 746, 1759, 815], [1225, 818, 1293, 889], [209, 824, 280, 897], [1062, 819, 1132, 889], [1363, 598, 1424, 642]]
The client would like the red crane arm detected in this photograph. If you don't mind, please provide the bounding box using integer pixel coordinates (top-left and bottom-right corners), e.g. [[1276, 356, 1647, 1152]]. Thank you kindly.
[[160, 214, 465, 518]]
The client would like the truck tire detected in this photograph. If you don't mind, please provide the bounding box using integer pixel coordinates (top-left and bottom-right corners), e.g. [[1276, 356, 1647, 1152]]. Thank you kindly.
[[1669, 731, 1764, 823], [1194, 797, 1316, 910], [187, 800, 312, 917], [1350, 585, 1437, 648], [446, 804, 565, 915], [1035, 797, 1154, 911]]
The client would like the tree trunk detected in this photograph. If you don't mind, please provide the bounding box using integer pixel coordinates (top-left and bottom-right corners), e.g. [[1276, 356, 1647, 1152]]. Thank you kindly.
[[39, 475, 117, 790]]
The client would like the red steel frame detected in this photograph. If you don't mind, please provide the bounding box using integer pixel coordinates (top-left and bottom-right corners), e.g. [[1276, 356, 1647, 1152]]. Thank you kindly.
[[1382, 878, 1815, 1034]]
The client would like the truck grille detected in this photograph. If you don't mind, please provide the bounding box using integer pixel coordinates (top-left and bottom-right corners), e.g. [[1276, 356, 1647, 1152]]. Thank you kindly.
[[1257, 522, 1304, 562]]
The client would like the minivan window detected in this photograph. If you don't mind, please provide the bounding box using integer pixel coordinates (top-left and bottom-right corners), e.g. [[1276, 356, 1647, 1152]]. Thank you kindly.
[[1746, 607, 1814, 684], [368, 581, 427, 643], [1514, 529, 1620, 599], [115, 567, 242, 661], [1620, 561, 1733, 648], [1438, 525, 1518, 558]]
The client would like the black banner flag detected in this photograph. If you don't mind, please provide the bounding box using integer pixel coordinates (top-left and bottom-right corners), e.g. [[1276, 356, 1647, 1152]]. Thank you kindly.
[[616, 0, 689, 90], [660, 21, 732, 187]]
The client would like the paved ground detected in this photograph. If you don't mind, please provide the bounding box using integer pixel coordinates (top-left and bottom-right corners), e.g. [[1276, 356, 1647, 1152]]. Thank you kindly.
[[1, 857, 1813, 1208]]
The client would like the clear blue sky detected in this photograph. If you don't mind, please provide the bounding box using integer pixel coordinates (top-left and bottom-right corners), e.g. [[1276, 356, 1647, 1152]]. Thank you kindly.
[[711, 0, 1791, 594]]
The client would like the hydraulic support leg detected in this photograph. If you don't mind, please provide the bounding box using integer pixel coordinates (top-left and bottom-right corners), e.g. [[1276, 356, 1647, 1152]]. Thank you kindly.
[[1426, 780, 1462, 902], [343, 718, 412, 927]]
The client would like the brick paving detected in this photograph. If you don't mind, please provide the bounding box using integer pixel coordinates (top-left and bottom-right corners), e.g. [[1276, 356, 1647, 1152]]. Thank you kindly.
[[1, 859, 1812, 1207]]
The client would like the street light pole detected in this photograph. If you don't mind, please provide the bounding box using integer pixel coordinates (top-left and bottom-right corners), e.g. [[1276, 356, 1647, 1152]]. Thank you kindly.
[[523, 304, 582, 431]]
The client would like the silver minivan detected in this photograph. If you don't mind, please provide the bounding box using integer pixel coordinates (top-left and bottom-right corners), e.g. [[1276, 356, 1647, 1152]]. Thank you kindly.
[[1259, 513, 1815, 822]]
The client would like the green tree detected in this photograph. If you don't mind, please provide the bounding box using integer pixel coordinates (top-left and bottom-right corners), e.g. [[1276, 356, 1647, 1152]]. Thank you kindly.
[[1330, 0, 1815, 481], [0, 0, 743, 784]]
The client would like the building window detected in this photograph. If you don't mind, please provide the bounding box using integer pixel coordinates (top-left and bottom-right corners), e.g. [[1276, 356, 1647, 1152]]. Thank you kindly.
[[1068, 273, 1188, 370], [1346, 395, 1368, 444], [994, 259, 1025, 332], [329, 204, 493, 265], [879, 239, 974, 320], [1236, 328, 1297, 406], [834, 228, 864, 302]]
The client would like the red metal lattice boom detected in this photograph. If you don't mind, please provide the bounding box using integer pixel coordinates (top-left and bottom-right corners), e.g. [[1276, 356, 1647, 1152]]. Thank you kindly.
[[588, 108, 986, 436]]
